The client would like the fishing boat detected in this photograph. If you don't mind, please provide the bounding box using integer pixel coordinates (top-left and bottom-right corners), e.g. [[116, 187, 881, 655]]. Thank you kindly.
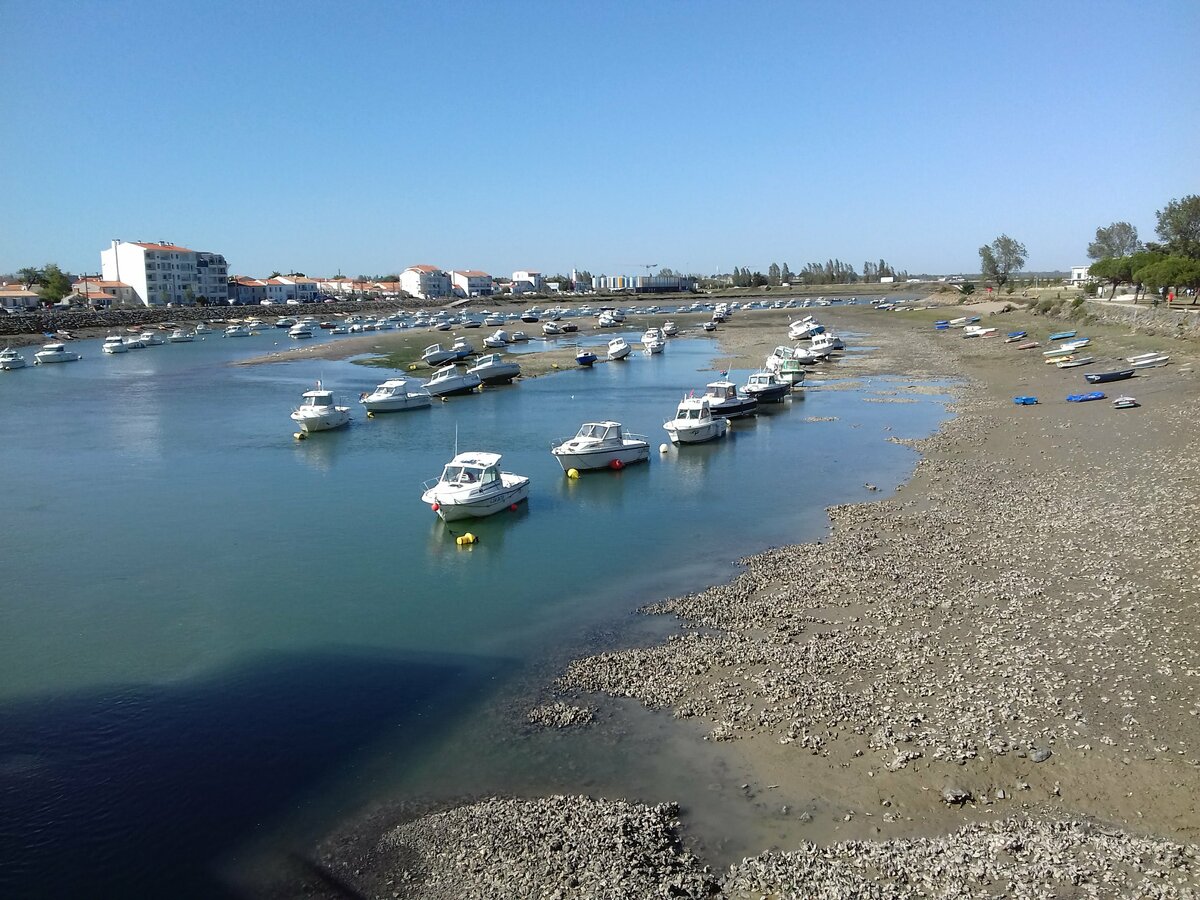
[[542, 321, 564, 336], [778, 357, 809, 385], [288, 323, 314, 339], [1085, 369, 1135, 384], [607, 337, 632, 360], [484, 313, 506, 327], [702, 380, 757, 418], [422, 343, 458, 366], [560, 322, 579, 333], [290, 384, 351, 432], [359, 377, 432, 412], [421, 451, 530, 521], [662, 321, 678, 336], [575, 348, 598, 367], [139, 330, 165, 346], [1056, 356, 1094, 369], [33, 342, 81, 364], [520, 310, 540, 323], [467, 353, 521, 385], [483, 330, 510, 349], [168, 328, 195, 342], [741, 370, 792, 403], [1015, 340, 1041, 350], [1, 346, 28, 369], [510, 331, 530, 342], [450, 337, 475, 360], [663, 396, 728, 444], [551, 421, 650, 471], [1048, 330, 1078, 341], [1004, 331, 1028, 343], [102, 335, 129, 354], [1127, 352, 1170, 368], [223, 324, 252, 337], [424, 364, 481, 397], [194, 322, 212, 335], [1066, 391, 1106, 403], [702, 321, 717, 332], [1112, 396, 1139, 409], [641, 327, 666, 354]]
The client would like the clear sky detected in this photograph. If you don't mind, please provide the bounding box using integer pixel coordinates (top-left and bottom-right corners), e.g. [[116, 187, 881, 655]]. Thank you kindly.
[[2, 0, 1197, 278]]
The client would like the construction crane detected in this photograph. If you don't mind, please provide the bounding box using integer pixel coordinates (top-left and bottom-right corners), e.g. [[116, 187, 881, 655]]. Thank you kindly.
[[621, 263, 658, 274]]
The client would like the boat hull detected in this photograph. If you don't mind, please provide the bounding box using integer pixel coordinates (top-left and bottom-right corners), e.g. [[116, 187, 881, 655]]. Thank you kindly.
[[551, 442, 650, 471], [664, 419, 728, 444], [743, 383, 791, 403], [422, 475, 529, 521], [1085, 370, 1135, 384], [291, 409, 350, 432], [709, 398, 758, 419], [0, 358, 26, 370], [362, 395, 431, 412], [471, 365, 521, 385]]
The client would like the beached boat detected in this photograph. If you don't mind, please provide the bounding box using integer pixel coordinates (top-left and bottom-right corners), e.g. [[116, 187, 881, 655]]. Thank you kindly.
[[1004, 331, 1028, 343], [1013, 396, 1039, 405], [168, 328, 195, 342], [424, 364, 481, 396], [1048, 330, 1078, 341], [788, 317, 824, 340], [359, 377, 432, 413], [467, 353, 521, 385], [702, 321, 717, 332], [0, 347, 27, 370], [422, 343, 458, 366], [291, 385, 350, 433], [607, 337, 632, 360], [664, 396, 729, 444], [702, 380, 757, 418], [484, 313, 506, 327], [1127, 352, 1170, 368], [740, 370, 791, 403], [576, 348, 598, 367], [642, 327, 666, 354], [1056, 356, 1095, 369], [1066, 391, 1106, 403], [542, 322, 564, 335], [1043, 340, 1089, 358], [483, 330, 510, 349], [509, 331, 530, 343], [520, 310, 540, 323], [223, 324, 252, 337], [421, 451, 529, 521], [33, 342, 81, 364], [450, 337, 475, 360], [1112, 396, 1139, 409], [1016, 340, 1041, 350], [662, 321, 678, 336], [1085, 369, 1135, 384], [102, 335, 129, 354], [778, 357, 809, 385], [288, 323, 314, 339], [551, 421, 650, 471]]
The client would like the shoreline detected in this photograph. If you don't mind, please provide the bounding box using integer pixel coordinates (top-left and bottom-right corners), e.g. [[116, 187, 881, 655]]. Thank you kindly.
[[236, 307, 1200, 894]]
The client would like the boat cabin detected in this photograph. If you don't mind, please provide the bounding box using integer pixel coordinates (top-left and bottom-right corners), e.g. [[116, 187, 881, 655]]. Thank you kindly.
[[299, 391, 336, 410], [703, 381, 737, 403], [674, 398, 713, 420], [574, 421, 623, 443], [438, 453, 502, 488]]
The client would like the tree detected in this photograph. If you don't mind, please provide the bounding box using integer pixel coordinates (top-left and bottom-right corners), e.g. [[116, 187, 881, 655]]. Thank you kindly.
[[780, 262, 792, 284], [978, 235, 1027, 291], [16, 266, 41, 287], [1155, 195, 1200, 258], [1134, 256, 1200, 301], [1087, 221, 1141, 260], [768, 262, 781, 286], [183, 285, 196, 305], [1127, 250, 1165, 301], [37, 263, 71, 303], [1088, 256, 1132, 298], [269, 270, 282, 278]]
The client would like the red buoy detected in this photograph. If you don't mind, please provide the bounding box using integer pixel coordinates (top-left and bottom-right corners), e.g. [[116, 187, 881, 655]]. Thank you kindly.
[[431, 503, 440, 512], [610, 459, 624, 470], [510, 504, 518, 511]]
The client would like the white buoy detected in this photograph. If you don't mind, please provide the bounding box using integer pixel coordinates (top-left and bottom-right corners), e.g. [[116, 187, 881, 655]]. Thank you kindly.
[[659, 443, 670, 453]]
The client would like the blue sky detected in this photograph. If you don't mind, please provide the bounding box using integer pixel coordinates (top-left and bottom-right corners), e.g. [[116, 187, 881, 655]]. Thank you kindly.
[[2, 0, 1197, 278]]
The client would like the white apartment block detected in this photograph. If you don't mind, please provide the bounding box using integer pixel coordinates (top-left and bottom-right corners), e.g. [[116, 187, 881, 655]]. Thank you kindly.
[[511, 270, 544, 294], [451, 269, 494, 297], [400, 265, 452, 300], [100, 240, 228, 306]]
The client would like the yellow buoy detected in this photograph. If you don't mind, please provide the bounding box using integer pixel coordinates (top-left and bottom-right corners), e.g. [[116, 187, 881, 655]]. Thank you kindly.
[[366, 410, 375, 418], [455, 532, 477, 546], [567, 468, 580, 479], [408, 363, 418, 371], [294, 432, 306, 440]]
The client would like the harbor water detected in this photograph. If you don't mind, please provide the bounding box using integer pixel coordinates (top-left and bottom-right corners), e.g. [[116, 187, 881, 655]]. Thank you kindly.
[[0, 322, 951, 896]]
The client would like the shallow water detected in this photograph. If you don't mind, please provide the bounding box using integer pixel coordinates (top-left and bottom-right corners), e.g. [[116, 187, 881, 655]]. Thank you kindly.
[[0, 323, 951, 896]]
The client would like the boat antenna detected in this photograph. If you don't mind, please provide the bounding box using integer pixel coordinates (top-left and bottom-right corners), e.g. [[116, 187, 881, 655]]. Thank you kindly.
[[454, 422, 459, 457]]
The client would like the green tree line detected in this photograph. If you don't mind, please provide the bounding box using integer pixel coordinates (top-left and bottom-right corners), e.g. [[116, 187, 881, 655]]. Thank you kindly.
[[1088, 195, 1200, 303]]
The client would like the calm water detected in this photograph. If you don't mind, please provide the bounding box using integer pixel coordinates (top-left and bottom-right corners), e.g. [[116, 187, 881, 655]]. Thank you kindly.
[[0, 321, 950, 896]]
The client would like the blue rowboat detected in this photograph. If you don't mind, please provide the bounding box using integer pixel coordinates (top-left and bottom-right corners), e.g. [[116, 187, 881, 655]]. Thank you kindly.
[[1049, 330, 1077, 341], [1013, 396, 1039, 405], [575, 350, 598, 367], [1085, 369, 1135, 384], [1066, 391, 1106, 403]]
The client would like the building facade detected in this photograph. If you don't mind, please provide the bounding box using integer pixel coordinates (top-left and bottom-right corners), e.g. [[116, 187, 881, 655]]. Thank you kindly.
[[400, 265, 452, 300], [511, 270, 545, 294], [451, 270, 494, 297], [100, 240, 227, 306]]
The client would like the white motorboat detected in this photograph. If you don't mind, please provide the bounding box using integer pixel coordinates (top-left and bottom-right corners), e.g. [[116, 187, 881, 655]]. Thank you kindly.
[[224, 324, 252, 337], [521, 309, 540, 323], [451, 337, 475, 360], [1056, 356, 1095, 369], [102, 335, 129, 354], [422, 343, 458, 366], [421, 451, 530, 521], [290, 384, 350, 433], [139, 330, 165, 346], [483, 329, 510, 349], [702, 321, 717, 332], [542, 321, 564, 336], [424, 364, 481, 396], [779, 357, 810, 385], [597, 312, 619, 328], [33, 342, 81, 364], [810, 333, 840, 355], [788, 317, 825, 340], [194, 322, 212, 334], [484, 314, 506, 327], [168, 328, 195, 342], [359, 377, 432, 413], [467, 353, 521, 384], [288, 323, 314, 339], [551, 421, 650, 471], [661, 321, 678, 336], [330, 324, 349, 335], [1, 346, 28, 370], [607, 337, 632, 360], [435, 320, 453, 332], [641, 328, 666, 354], [741, 370, 791, 403], [702, 380, 757, 418], [664, 396, 728, 444], [509, 331, 530, 343]]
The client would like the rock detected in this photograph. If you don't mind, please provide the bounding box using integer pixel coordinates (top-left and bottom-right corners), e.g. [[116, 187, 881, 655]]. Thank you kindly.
[[1030, 747, 1053, 763], [941, 786, 972, 806]]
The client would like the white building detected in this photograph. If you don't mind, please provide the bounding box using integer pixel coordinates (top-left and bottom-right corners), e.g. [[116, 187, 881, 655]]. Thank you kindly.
[[451, 269, 494, 297], [69, 278, 138, 307], [400, 265, 452, 300], [100, 240, 228, 306], [1069, 266, 1095, 286], [0, 284, 40, 312], [511, 270, 545, 295]]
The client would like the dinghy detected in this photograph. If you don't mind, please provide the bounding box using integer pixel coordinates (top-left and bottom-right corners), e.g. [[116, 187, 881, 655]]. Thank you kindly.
[[1066, 391, 1106, 403], [1112, 396, 1139, 409], [1049, 330, 1078, 341], [1084, 369, 1135, 384], [1013, 396, 1039, 405]]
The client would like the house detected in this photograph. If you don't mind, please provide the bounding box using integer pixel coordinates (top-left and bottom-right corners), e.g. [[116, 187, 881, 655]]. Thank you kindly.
[[0, 283, 40, 312], [229, 276, 268, 305], [1069, 266, 1095, 286], [99, 239, 229, 306], [451, 270, 494, 297], [511, 270, 545, 295], [400, 265, 452, 300], [69, 279, 138, 306]]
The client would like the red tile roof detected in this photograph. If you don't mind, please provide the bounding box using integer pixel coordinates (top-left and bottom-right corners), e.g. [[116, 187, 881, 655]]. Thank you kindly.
[[454, 270, 491, 278], [132, 242, 195, 253], [406, 264, 442, 273]]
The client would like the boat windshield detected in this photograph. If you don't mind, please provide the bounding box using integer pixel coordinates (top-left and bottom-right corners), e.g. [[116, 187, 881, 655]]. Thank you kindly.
[[303, 395, 332, 408], [577, 423, 607, 439], [442, 465, 493, 485]]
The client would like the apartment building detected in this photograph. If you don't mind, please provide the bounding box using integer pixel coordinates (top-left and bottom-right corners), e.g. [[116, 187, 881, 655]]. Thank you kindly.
[[451, 270, 494, 297], [99, 240, 228, 306], [400, 265, 452, 300]]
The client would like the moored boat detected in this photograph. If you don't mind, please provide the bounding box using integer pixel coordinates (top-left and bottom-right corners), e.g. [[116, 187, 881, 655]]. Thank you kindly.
[[223, 324, 252, 337], [542, 321, 564, 336], [290, 384, 351, 432], [483, 329, 510, 349], [607, 337, 631, 360], [661, 321, 678, 336], [1, 346, 28, 369], [702, 380, 757, 418], [33, 342, 81, 364], [168, 328, 195, 342], [664, 396, 728, 444], [575, 348, 598, 367], [641, 327, 666, 354], [422, 343, 458, 366], [551, 421, 650, 471], [421, 451, 529, 521], [288, 323, 314, 339], [359, 377, 432, 413], [102, 335, 129, 354], [740, 370, 791, 402], [467, 353, 521, 385], [424, 364, 481, 396]]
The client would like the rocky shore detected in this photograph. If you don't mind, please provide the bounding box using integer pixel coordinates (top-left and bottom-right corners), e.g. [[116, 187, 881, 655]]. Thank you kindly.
[[281, 306, 1199, 897]]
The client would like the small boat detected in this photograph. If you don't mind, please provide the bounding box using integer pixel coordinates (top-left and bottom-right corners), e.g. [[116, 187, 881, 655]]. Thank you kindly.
[[318, 321, 335, 330], [1015, 340, 1041, 350], [1, 346, 28, 369], [33, 342, 81, 364], [330, 324, 349, 335], [194, 323, 212, 335], [779, 358, 808, 385], [741, 370, 792, 403], [664, 396, 728, 444], [1049, 330, 1078, 341], [424, 364, 481, 396], [509, 331, 530, 343], [963, 325, 997, 338], [702, 321, 717, 332], [1013, 396, 1039, 405], [1056, 356, 1094, 369], [483, 330, 510, 349], [421, 451, 529, 521], [450, 337, 475, 360], [559, 322, 579, 333], [467, 353, 521, 385], [1004, 331, 1028, 343], [290, 384, 351, 432], [1043, 340, 1088, 358], [788, 317, 824, 340], [422, 343, 458, 366], [521, 310, 540, 323], [435, 320, 453, 332], [139, 330, 165, 346], [359, 377, 432, 413], [484, 314, 506, 327], [1128, 353, 1170, 368], [288, 323, 314, 339], [607, 337, 632, 360], [462, 318, 482, 329], [123, 335, 146, 349], [662, 321, 678, 336], [1066, 391, 1106, 403], [575, 348, 599, 367], [642, 328, 666, 354], [810, 333, 839, 354], [948, 316, 970, 327], [1085, 369, 1135, 384], [551, 421, 650, 471], [223, 324, 252, 337], [702, 380, 757, 418], [596, 312, 619, 328], [168, 329, 195, 342], [1112, 396, 1139, 409], [542, 322, 564, 336], [102, 335, 129, 354]]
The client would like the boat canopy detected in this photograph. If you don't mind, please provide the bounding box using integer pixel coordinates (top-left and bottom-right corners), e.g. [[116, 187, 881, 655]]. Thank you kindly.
[[576, 422, 622, 441], [440, 461, 499, 485], [704, 382, 736, 401]]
